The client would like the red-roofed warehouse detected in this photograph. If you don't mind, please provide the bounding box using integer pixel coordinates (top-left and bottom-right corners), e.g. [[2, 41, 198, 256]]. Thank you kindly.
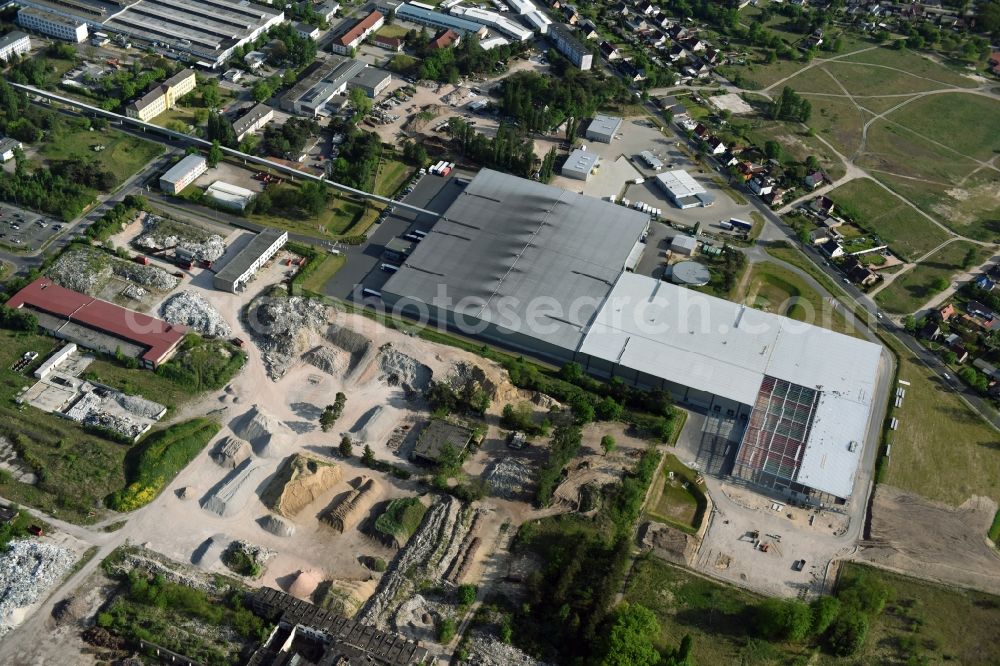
[[6, 278, 187, 369]]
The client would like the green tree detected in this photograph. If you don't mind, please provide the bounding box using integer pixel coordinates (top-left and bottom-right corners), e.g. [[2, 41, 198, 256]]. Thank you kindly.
[[594, 603, 661, 666], [826, 611, 869, 656], [338, 436, 353, 458], [754, 598, 813, 642], [207, 140, 222, 168], [600, 435, 617, 456], [349, 86, 373, 120], [362, 444, 375, 467], [810, 596, 840, 636]]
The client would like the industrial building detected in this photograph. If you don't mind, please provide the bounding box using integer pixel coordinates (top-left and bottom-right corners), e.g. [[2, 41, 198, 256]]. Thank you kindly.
[[0, 31, 30, 62], [656, 169, 714, 208], [17, 0, 283, 68], [331, 10, 384, 54], [395, 3, 487, 36], [213, 228, 288, 292], [0, 136, 23, 162], [547, 23, 592, 70], [6, 278, 187, 369], [670, 234, 697, 256], [561, 148, 598, 181], [280, 57, 389, 115], [232, 103, 274, 142], [206, 181, 255, 211], [159, 154, 207, 194], [640, 150, 663, 170], [450, 5, 533, 41], [380, 169, 882, 505], [126, 68, 196, 122], [17, 6, 87, 43], [584, 114, 622, 143]]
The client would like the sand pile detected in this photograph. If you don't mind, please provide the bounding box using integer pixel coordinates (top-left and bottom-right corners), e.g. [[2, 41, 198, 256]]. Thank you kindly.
[[289, 569, 323, 599], [257, 514, 296, 537], [211, 436, 251, 468], [262, 454, 342, 517], [321, 476, 380, 533], [313, 578, 377, 618], [201, 460, 264, 517], [233, 405, 292, 458], [303, 346, 346, 376]]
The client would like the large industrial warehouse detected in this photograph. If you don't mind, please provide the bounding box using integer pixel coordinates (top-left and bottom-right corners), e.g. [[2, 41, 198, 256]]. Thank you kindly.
[[16, 0, 284, 68], [382, 169, 882, 505]]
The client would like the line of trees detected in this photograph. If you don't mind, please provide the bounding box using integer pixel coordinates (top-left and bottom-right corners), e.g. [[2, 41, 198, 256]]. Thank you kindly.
[[770, 86, 811, 123], [497, 70, 630, 134], [447, 117, 535, 178]]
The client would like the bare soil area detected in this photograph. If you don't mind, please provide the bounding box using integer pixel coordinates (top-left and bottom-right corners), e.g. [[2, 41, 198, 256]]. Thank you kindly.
[[856, 485, 1000, 595]]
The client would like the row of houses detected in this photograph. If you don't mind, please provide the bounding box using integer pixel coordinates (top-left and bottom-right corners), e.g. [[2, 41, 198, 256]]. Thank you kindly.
[[920, 283, 1000, 397]]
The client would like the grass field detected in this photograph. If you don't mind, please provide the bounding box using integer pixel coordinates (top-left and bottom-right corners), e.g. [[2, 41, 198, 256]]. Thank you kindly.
[[831, 563, 1000, 665], [0, 330, 126, 523], [249, 185, 369, 238], [624, 557, 808, 664], [299, 253, 346, 294], [826, 179, 950, 260], [376, 23, 410, 39], [875, 240, 988, 314], [807, 96, 868, 156], [746, 121, 846, 181], [881, 332, 1000, 506], [742, 261, 865, 338], [37, 127, 163, 188], [838, 47, 979, 89], [886, 94, 1000, 161], [644, 455, 705, 533], [374, 159, 413, 197], [875, 170, 1000, 242]]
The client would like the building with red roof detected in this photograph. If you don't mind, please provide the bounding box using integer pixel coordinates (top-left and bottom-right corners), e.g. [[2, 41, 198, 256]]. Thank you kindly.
[[331, 11, 384, 54], [6, 278, 187, 369], [429, 29, 460, 50]]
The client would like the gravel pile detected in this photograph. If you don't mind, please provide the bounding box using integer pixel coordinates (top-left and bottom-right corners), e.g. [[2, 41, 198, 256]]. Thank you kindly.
[[378, 344, 432, 393], [160, 291, 232, 337], [257, 514, 296, 537], [485, 458, 533, 500], [303, 346, 345, 376], [0, 540, 76, 638], [247, 296, 330, 379]]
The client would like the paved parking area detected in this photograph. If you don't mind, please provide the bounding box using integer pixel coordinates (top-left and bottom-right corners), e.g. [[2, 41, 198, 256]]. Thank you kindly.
[[0, 203, 66, 252], [320, 170, 471, 301]]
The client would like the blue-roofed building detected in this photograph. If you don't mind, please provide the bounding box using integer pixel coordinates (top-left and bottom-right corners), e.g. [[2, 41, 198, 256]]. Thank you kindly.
[[395, 3, 488, 36], [973, 275, 995, 292]]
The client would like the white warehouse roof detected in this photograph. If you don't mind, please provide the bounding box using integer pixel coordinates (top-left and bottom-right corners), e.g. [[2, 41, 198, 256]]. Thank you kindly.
[[655, 169, 705, 198], [578, 273, 882, 498]]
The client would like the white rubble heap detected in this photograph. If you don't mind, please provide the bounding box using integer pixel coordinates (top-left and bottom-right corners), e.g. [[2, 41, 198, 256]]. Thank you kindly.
[[135, 218, 226, 263], [485, 458, 533, 500], [247, 296, 331, 379], [461, 630, 551, 666], [48, 248, 178, 294], [0, 541, 76, 639], [160, 291, 233, 337]]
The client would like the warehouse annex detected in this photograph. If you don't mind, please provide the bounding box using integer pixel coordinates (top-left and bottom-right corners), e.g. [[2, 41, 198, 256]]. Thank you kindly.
[[382, 170, 883, 506]]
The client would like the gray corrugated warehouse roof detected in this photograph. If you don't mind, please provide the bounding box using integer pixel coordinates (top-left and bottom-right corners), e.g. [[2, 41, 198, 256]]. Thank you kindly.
[[160, 154, 206, 186], [586, 114, 622, 139], [213, 228, 286, 287], [381, 169, 650, 352]]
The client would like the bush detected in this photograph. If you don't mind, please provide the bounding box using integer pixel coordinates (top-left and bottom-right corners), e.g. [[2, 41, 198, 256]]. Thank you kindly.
[[754, 598, 813, 642], [826, 611, 868, 656], [458, 584, 477, 606], [535, 425, 582, 506], [107, 419, 221, 511], [810, 596, 840, 636], [438, 617, 457, 644]]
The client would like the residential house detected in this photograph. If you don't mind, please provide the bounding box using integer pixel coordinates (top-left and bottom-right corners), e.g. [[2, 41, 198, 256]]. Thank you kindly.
[[990, 51, 1000, 76], [296, 22, 321, 40], [918, 318, 941, 340], [579, 19, 599, 40], [619, 61, 646, 82], [692, 123, 708, 139], [820, 239, 844, 259], [0, 136, 22, 162], [429, 29, 460, 50], [843, 256, 878, 287], [950, 343, 969, 363], [804, 171, 826, 189], [809, 228, 832, 245], [966, 300, 995, 321], [668, 44, 689, 61], [763, 188, 787, 207], [706, 136, 726, 155], [638, 2, 659, 16], [749, 175, 775, 195], [372, 34, 403, 51], [600, 41, 621, 60], [681, 37, 707, 52], [973, 275, 995, 291], [809, 195, 835, 215], [938, 303, 956, 321]]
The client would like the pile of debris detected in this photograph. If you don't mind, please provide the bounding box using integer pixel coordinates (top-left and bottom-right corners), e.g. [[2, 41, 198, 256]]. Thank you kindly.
[[246, 296, 331, 379], [0, 540, 76, 638], [222, 539, 274, 578], [83, 411, 146, 441], [378, 344, 432, 394], [324, 325, 372, 376], [461, 630, 549, 666], [160, 291, 232, 337], [48, 247, 178, 294], [485, 458, 533, 500], [135, 216, 226, 262], [211, 436, 251, 469], [114, 393, 167, 420]]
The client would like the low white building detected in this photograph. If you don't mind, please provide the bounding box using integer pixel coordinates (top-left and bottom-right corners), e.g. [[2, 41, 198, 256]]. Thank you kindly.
[[17, 7, 87, 43], [296, 22, 321, 40], [561, 148, 598, 181], [34, 343, 77, 380], [656, 169, 714, 209], [206, 181, 256, 211], [0, 136, 23, 162], [232, 103, 274, 142], [213, 228, 287, 292], [670, 234, 697, 256], [0, 31, 30, 62], [245, 51, 268, 70], [159, 155, 207, 195]]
